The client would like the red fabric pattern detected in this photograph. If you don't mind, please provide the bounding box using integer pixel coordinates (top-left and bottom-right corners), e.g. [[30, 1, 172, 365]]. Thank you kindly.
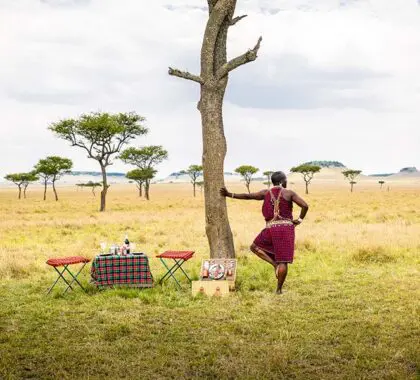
[[254, 187, 295, 263], [262, 187, 293, 221], [156, 251, 195, 260], [46, 256, 90, 267]]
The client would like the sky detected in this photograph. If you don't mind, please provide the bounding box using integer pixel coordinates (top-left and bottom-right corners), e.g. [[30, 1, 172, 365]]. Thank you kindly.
[[0, 0, 419, 179]]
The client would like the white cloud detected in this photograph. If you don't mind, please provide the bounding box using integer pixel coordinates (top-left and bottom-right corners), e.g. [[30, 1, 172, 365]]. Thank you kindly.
[[0, 0, 419, 180]]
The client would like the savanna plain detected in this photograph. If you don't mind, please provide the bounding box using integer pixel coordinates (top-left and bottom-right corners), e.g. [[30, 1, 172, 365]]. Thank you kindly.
[[0, 182, 419, 379]]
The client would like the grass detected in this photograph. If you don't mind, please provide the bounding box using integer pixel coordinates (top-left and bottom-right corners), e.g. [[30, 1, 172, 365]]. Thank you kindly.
[[0, 183, 419, 379]]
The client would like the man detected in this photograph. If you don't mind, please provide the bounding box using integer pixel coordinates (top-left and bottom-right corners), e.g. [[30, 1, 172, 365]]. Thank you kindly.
[[220, 171, 309, 294]]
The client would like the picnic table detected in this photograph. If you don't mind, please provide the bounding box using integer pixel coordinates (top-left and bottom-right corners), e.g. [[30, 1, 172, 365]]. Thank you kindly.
[[91, 254, 154, 289]]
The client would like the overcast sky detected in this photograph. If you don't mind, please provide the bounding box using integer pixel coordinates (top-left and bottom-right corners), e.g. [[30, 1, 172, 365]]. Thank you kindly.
[[0, 0, 419, 179]]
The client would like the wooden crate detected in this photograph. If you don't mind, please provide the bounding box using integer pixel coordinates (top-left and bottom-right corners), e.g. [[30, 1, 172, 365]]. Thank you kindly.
[[192, 280, 230, 297], [200, 259, 237, 290]]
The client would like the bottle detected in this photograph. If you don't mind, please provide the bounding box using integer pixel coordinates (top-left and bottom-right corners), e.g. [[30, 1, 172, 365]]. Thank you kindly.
[[124, 234, 130, 254]]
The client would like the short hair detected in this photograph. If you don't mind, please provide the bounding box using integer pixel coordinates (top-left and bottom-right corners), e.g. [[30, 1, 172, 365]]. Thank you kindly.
[[271, 171, 286, 185]]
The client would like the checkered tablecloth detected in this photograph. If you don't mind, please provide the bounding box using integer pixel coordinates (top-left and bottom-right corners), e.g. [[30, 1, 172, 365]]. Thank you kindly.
[[91, 254, 154, 288]]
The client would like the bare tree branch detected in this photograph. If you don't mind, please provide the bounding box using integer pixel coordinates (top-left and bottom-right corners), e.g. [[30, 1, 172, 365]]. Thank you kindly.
[[230, 14, 247, 26], [216, 36, 262, 79], [168, 67, 204, 84]]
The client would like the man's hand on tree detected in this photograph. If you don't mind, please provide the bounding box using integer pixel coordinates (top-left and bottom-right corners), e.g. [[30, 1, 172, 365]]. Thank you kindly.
[[220, 187, 230, 197]]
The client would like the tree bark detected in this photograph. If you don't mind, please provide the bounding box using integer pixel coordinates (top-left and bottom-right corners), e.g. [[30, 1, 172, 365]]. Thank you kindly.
[[350, 183, 354, 193], [246, 181, 251, 194], [100, 164, 108, 211], [305, 182, 309, 194], [200, 87, 235, 258], [43, 179, 47, 201], [18, 185, 22, 200], [52, 178, 58, 201], [23, 184, 28, 199], [169, 0, 262, 258], [193, 182, 196, 197], [145, 180, 150, 200], [139, 182, 143, 197]]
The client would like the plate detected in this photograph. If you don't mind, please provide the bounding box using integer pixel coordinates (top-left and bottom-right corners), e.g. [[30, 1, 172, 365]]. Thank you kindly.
[[208, 263, 225, 280]]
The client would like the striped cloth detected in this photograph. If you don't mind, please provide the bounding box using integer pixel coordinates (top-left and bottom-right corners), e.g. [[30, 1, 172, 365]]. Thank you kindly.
[[91, 254, 154, 288]]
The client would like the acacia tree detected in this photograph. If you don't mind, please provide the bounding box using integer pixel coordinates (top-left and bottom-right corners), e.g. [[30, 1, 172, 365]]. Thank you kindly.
[[119, 146, 167, 200], [77, 182, 102, 196], [290, 164, 321, 194], [378, 180, 385, 189], [49, 112, 148, 211], [235, 165, 259, 193], [4, 172, 38, 199], [182, 165, 203, 197], [22, 172, 39, 199], [169, 1, 262, 258], [34, 156, 73, 201], [263, 170, 273, 188], [342, 169, 362, 192], [126, 168, 156, 198]]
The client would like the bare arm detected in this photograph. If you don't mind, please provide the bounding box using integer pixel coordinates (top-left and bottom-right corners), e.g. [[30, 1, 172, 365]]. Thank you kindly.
[[290, 191, 309, 224], [220, 187, 267, 201]]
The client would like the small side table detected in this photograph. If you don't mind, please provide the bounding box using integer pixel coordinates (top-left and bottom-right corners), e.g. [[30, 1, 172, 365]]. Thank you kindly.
[[156, 251, 195, 289]]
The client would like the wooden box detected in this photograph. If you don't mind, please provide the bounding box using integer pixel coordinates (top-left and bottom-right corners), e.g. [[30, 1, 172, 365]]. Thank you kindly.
[[200, 259, 237, 290], [192, 280, 230, 297]]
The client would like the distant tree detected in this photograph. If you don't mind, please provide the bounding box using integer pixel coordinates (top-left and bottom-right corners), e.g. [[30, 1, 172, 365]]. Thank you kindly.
[[181, 165, 203, 197], [290, 164, 321, 194], [34, 156, 73, 201], [235, 165, 259, 193], [119, 146, 168, 200], [126, 168, 156, 198], [378, 180, 385, 189], [342, 170, 362, 192], [4, 172, 38, 199], [77, 181, 102, 196], [22, 172, 39, 199], [263, 171, 273, 188], [49, 112, 148, 211]]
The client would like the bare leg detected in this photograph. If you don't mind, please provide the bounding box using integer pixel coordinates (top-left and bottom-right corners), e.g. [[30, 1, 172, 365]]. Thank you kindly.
[[276, 263, 288, 294], [250, 244, 276, 268]]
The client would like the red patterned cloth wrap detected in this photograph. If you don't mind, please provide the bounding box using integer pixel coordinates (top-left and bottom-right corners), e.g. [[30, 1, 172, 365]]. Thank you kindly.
[[91, 254, 154, 288], [253, 187, 295, 263]]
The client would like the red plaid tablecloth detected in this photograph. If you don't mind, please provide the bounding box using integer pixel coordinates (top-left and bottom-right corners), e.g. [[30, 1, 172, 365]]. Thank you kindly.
[[91, 254, 153, 288]]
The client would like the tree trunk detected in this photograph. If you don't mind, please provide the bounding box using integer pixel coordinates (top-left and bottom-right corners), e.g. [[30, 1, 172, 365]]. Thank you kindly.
[[193, 182, 196, 197], [139, 182, 143, 197], [52, 179, 58, 201], [24, 184, 28, 199], [18, 185, 22, 200], [100, 164, 108, 211], [43, 180, 47, 201], [168, 0, 262, 258], [350, 183, 354, 192], [200, 87, 235, 258], [267, 175, 271, 188], [145, 180, 150, 200], [305, 182, 309, 194], [246, 180, 251, 194], [92, 187, 96, 197]]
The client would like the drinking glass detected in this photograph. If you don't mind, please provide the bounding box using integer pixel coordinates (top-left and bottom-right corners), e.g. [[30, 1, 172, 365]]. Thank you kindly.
[[130, 242, 136, 253], [100, 242, 107, 254]]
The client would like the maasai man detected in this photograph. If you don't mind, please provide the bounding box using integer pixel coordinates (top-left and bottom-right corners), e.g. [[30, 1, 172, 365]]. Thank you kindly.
[[220, 171, 309, 294]]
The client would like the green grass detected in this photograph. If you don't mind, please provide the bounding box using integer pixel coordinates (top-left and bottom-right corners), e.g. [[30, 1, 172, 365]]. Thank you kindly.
[[0, 254, 418, 379]]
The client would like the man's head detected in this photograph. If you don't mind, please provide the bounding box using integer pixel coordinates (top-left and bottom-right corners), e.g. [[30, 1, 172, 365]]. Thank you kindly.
[[271, 171, 287, 187]]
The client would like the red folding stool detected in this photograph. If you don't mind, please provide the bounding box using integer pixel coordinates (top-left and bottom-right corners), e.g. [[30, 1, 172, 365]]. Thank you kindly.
[[156, 251, 194, 289], [46, 256, 90, 294]]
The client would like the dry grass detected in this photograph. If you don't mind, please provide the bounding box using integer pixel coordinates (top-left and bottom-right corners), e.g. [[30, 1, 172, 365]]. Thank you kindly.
[[0, 182, 419, 379]]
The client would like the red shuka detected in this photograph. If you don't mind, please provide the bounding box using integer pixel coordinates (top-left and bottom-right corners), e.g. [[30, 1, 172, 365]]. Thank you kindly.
[[253, 187, 295, 263]]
